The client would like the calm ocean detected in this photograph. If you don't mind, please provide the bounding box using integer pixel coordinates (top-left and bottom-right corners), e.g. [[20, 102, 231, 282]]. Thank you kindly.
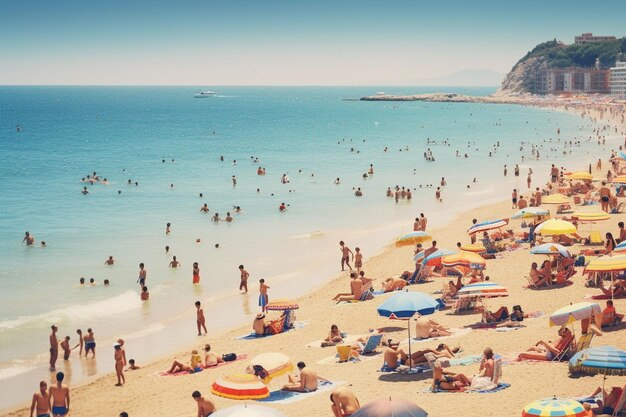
[[0, 86, 613, 409]]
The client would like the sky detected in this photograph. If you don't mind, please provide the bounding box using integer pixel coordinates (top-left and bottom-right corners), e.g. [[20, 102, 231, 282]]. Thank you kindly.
[[1, 0, 625, 85]]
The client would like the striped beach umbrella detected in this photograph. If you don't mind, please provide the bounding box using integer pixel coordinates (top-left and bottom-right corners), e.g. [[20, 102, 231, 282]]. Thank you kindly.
[[415, 249, 456, 264], [572, 211, 611, 222], [569, 345, 626, 376], [352, 397, 428, 417], [522, 398, 586, 417], [530, 243, 571, 258], [441, 251, 486, 269], [565, 171, 593, 180], [584, 254, 626, 273], [467, 219, 509, 235], [612, 175, 626, 184], [211, 404, 287, 417], [614, 240, 626, 253], [211, 374, 270, 400], [549, 302, 601, 327], [265, 299, 299, 311], [395, 231, 432, 247], [246, 352, 293, 383], [457, 282, 508, 298], [541, 194, 571, 205], [534, 219, 576, 236], [511, 207, 549, 219]]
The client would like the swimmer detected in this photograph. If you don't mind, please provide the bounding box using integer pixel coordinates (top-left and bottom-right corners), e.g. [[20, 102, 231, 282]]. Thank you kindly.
[[166, 223, 171, 235], [200, 203, 209, 213], [225, 212, 234, 222], [23, 231, 35, 245], [169, 256, 181, 268], [141, 286, 149, 300], [192, 262, 200, 284], [104, 256, 115, 266], [212, 213, 221, 222]]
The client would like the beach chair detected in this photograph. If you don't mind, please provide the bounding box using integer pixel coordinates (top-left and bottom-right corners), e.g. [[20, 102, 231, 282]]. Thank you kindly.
[[336, 345, 357, 362], [552, 334, 575, 362], [525, 275, 538, 289], [609, 385, 626, 416], [357, 334, 383, 355], [358, 289, 373, 302], [575, 333, 594, 354], [480, 238, 498, 255], [491, 358, 503, 385], [589, 230, 603, 246]]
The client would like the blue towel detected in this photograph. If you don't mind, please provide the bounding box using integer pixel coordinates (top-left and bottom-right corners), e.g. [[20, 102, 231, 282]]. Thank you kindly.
[[258, 380, 334, 403], [429, 383, 511, 394]]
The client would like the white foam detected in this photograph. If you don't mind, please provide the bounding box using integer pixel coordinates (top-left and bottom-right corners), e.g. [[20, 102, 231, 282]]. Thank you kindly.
[[0, 365, 36, 381]]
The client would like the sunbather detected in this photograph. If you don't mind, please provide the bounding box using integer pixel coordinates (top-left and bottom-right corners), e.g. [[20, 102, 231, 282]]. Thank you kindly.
[[530, 262, 551, 287], [282, 361, 327, 392], [469, 347, 496, 390], [203, 344, 224, 367], [383, 345, 452, 369], [415, 315, 452, 339], [601, 300, 624, 327], [516, 327, 572, 361], [382, 277, 407, 292], [253, 313, 267, 336], [332, 273, 364, 302], [167, 350, 203, 374], [481, 306, 509, 324], [587, 386, 624, 415], [330, 386, 360, 417], [495, 305, 528, 328], [432, 360, 471, 391], [321, 325, 344, 347], [598, 278, 626, 298]]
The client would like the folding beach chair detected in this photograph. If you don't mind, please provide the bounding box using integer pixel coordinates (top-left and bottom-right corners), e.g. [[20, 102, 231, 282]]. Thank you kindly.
[[551, 335, 575, 362], [575, 333, 594, 354], [336, 345, 357, 362], [480, 238, 498, 255], [358, 289, 373, 302], [525, 275, 538, 289], [491, 358, 503, 385], [357, 334, 383, 355], [609, 385, 626, 416]]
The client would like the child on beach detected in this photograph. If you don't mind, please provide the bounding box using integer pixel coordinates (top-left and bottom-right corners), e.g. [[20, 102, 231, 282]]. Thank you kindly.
[[114, 344, 125, 386], [238, 265, 249, 293], [354, 247, 363, 275], [192, 262, 200, 284], [259, 279, 270, 312], [195, 301, 207, 336]]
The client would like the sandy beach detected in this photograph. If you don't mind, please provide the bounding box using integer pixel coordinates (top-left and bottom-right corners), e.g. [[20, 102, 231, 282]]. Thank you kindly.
[[4, 98, 626, 417]]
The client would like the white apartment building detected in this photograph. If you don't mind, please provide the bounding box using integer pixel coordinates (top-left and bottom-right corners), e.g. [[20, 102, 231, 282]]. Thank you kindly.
[[610, 61, 626, 99]]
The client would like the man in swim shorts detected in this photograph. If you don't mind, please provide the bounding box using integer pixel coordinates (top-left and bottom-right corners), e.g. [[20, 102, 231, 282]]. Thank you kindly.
[[30, 381, 50, 417], [192, 391, 215, 417], [259, 279, 270, 312], [84, 328, 96, 358], [49, 372, 70, 417], [49, 325, 59, 371]]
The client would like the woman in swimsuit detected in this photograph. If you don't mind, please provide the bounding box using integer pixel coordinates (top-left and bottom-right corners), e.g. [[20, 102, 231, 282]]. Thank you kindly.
[[432, 360, 471, 391], [605, 232, 616, 253], [321, 325, 344, 347]]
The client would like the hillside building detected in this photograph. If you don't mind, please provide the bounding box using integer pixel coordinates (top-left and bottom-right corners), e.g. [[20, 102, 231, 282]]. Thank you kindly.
[[610, 61, 626, 99], [574, 33, 616, 44], [534, 67, 610, 95]]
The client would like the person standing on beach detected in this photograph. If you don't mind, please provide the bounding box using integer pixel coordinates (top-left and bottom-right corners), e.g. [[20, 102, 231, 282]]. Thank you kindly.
[[534, 187, 542, 206], [49, 325, 59, 371], [435, 187, 442, 202], [195, 301, 207, 336], [232, 175, 237, 186], [413, 218, 420, 231], [23, 231, 35, 245], [339, 241, 353, 271], [618, 222, 626, 243], [84, 328, 96, 358], [192, 262, 200, 284], [420, 213, 428, 231], [30, 381, 50, 417], [550, 164, 559, 183], [354, 247, 363, 275], [239, 265, 249, 293], [60, 336, 73, 360], [192, 391, 216, 417], [166, 223, 171, 235], [114, 344, 125, 386], [512, 189, 518, 209], [527, 172, 532, 189], [470, 219, 478, 244], [76, 329, 83, 357], [49, 372, 70, 417], [138, 263, 147, 287], [599, 182, 611, 213], [259, 279, 270, 312], [503, 165, 507, 176]]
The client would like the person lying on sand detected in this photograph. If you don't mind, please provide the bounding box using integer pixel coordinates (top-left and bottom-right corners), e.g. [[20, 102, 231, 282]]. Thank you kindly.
[[383, 343, 458, 369], [516, 327, 572, 361], [414, 315, 452, 339], [598, 278, 626, 298], [382, 277, 406, 293], [321, 325, 344, 347], [167, 350, 203, 373]]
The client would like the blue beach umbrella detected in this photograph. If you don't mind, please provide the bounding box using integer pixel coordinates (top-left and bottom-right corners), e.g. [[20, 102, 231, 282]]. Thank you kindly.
[[352, 397, 428, 417], [377, 290, 441, 370], [530, 243, 572, 258], [511, 207, 549, 219], [569, 346, 626, 404], [616, 240, 626, 251]]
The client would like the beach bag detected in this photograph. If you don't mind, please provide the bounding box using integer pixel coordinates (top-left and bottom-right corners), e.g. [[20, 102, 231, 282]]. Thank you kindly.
[[222, 353, 237, 362], [575, 255, 585, 267]]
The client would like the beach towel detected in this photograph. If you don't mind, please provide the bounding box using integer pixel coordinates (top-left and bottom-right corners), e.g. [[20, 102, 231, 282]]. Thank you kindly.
[[235, 321, 308, 340], [257, 380, 343, 404], [467, 311, 543, 330], [591, 293, 626, 300], [156, 354, 248, 376], [523, 281, 573, 290], [379, 364, 430, 373], [422, 383, 511, 394], [400, 328, 471, 345], [379, 354, 478, 374], [306, 335, 358, 349]]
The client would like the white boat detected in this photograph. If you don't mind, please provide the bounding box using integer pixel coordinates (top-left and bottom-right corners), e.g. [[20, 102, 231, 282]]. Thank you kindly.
[[194, 90, 216, 98], [376, 91, 387, 95]]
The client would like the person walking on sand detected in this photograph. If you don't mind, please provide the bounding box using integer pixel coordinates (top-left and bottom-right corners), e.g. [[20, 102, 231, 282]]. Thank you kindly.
[[195, 301, 207, 336], [192, 262, 200, 284], [114, 344, 125, 386], [339, 241, 353, 271], [49, 325, 59, 371], [354, 247, 363, 275], [238, 265, 249, 293], [84, 328, 96, 358], [138, 263, 147, 287], [30, 381, 50, 417], [259, 279, 270, 312], [49, 372, 70, 417]]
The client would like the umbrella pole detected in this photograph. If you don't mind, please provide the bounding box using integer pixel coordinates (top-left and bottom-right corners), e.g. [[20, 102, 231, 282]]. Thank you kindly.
[[407, 318, 412, 371]]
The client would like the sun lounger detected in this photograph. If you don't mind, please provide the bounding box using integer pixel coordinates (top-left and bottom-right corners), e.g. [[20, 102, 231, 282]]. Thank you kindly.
[[357, 334, 383, 355], [589, 230, 603, 246]]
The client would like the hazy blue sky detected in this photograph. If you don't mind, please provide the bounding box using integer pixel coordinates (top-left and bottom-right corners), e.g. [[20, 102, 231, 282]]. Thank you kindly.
[[1, 0, 625, 85]]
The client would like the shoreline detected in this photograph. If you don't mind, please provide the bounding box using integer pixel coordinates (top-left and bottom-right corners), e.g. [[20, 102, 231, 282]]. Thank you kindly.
[[3, 94, 626, 417]]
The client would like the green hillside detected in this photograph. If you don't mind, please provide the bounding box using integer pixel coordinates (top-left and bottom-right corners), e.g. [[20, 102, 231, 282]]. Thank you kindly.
[[517, 37, 626, 70]]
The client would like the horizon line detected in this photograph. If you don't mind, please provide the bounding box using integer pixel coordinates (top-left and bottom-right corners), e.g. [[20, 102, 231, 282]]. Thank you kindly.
[[0, 84, 501, 88]]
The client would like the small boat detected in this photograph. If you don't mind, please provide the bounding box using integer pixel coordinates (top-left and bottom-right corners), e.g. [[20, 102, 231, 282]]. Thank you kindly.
[[376, 91, 387, 95], [194, 90, 216, 98]]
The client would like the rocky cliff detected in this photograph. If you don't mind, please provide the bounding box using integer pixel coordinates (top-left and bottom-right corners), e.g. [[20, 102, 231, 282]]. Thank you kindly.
[[495, 56, 547, 95]]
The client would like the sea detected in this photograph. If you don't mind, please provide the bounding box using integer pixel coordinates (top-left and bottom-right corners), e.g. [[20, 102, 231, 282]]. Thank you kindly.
[[0, 86, 617, 410]]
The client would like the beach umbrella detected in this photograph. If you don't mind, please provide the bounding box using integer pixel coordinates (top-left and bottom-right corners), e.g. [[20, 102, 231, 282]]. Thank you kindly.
[[534, 219, 576, 236], [441, 251, 486, 269], [569, 345, 626, 405], [265, 299, 299, 311], [614, 240, 626, 254], [211, 404, 287, 417], [584, 254, 626, 273], [377, 290, 441, 370], [211, 374, 270, 400], [467, 219, 509, 235], [414, 249, 456, 264], [511, 207, 549, 219], [530, 243, 571, 258], [541, 194, 571, 205], [522, 397, 586, 417], [612, 175, 626, 184], [395, 231, 432, 247], [457, 282, 508, 298], [246, 352, 293, 383], [352, 397, 428, 417], [572, 211, 611, 222], [566, 171, 593, 180], [459, 243, 485, 253], [549, 302, 601, 327]]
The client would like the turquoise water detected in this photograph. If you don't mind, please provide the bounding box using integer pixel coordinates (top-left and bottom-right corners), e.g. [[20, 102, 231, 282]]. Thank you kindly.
[[0, 86, 613, 409]]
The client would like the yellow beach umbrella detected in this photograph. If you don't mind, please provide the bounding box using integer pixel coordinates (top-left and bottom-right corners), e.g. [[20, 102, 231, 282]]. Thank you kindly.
[[395, 231, 432, 247], [246, 352, 293, 383], [566, 171, 593, 180], [572, 211, 611, 222], [441, 251, 486, 269], [459, 243, 485, 253], [584, 254, 626, 273], [534, 219, 577, 236], [612, 175, 626, 184], [542, 194, 571, 205]]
